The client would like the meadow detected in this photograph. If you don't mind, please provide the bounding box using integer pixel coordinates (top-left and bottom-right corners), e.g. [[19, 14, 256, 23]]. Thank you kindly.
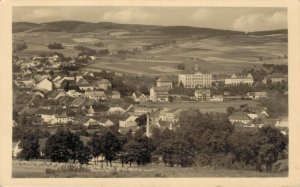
[[12, 160, 287, 178], [13, 30, 287, 75]]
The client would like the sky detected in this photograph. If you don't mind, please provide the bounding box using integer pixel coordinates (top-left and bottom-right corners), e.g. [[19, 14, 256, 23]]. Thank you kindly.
[[13, 7, 287, 32]]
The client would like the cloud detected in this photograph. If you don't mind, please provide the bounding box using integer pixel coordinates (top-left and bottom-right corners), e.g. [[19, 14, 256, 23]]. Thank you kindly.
[[232, 11, 287, 32], [189, 8, 213, 21], [101, 8, 155, 24], [23, 8, 62, 22]]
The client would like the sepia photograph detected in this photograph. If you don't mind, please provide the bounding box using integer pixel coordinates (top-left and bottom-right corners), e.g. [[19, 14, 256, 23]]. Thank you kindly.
[[10, 6, 290, 178], [0, 1, 299, 186]]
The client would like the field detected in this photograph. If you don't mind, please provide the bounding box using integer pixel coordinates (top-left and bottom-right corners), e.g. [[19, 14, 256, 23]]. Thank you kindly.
[[14, 29, 287, 75], [12, 160, 287, 178], [144, 100, 259, 113]]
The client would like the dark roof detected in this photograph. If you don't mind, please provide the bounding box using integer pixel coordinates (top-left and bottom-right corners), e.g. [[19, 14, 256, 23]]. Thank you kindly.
[[229, 112, 251, 120], [157, 75, 173, 82], [152, 87, 169, 93]]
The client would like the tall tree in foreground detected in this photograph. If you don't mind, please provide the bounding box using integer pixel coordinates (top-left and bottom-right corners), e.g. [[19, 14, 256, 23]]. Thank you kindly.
[[18, 130, 40, 160], [100, 131, 121, 166]]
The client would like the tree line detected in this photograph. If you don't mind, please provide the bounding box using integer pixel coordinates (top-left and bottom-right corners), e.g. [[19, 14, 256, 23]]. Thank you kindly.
[[15, 110, 287, 172]]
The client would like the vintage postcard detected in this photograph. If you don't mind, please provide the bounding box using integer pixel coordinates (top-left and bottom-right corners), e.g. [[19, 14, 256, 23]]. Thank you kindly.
[[0, 0, 300, 186]]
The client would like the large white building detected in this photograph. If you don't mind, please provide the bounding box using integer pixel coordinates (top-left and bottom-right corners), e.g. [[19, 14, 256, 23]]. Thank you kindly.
[[224, 73, 254, 86], [178, 65, 212, 88]]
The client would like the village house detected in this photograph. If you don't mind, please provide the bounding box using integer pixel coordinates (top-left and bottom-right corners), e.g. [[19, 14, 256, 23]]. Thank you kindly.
[[247, 92, 268, 99], [194, 89, 211, 101], [262, 73, 288, 84], [210, 95, 224, 102], [149, 87, 169, 102], [110, 91, 121, 99], [229, 112, 252, 126], [49, 113, 74, 125], [85, 106, 95, 116], [178, 65, 212, 88], [81, 117, 101, 127], [77, 79, 94, 91], [133, 106, 159, 116], [84, 91, 106, 101], [36, 78, 53, 91], [108, 106, 126, 115], [247, 106, 269, 120], [132, 91, 148, 103], [71, 97, 87, 107], [224, 73, 254, 86], [119, 115, 138, 128], [157, 75, 173, 88], [96, 118, 114, 127], [66, 90, 82, 98], [157, 108, 182, 122], [94, 79, 112, 90], [47, 90, 66, 100]]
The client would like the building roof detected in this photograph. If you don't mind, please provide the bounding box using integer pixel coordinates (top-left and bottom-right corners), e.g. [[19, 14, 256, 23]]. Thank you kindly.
[[98, 79, 111, 84], [229, 112, 251, 120], [151, 87, 169, 93], [230, 73, 253, 79], [85, 91, 106, 97], [77, 79, 90, 86], [195, 89, 210, 93], [267, 73, 288, 79], [247, 92, 268, 96], [157, 75, 173, 82], [71, 97, 86, 106]]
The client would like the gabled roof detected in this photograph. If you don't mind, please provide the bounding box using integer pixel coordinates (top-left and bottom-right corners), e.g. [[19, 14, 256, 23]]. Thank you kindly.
[[71, 97, 86, 106], [77, 79, 90, 86], [230, 73, 253, 79]]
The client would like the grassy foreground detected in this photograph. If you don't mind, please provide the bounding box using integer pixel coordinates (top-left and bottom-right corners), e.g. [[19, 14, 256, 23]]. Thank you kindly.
[[12, 161, 288, 178]]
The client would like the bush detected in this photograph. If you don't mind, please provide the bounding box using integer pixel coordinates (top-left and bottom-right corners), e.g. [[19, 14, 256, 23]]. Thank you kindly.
[[48, 42, 64, 49]]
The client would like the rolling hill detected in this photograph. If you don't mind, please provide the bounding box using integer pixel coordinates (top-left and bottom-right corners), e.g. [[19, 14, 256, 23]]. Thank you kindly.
[[12, 21, 245, 36]]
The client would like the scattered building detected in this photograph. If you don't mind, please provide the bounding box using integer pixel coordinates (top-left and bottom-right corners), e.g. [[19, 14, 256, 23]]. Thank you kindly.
[[194, 89, 211, 101], [229, 112, 252, 125], [247, 92, 268, 99], [119, 115, 138, 128], [157, 75, 173, 88], [225, 73, 253, 86], [178, 65, 212, 88], [36, 78, 53, 91], [84, 91, 106, 101], [149, 87, 169, 102], [210, 95, 224, 102]]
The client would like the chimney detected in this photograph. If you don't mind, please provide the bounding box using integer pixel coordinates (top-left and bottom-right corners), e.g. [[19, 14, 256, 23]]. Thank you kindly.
[[146, 113, 150, 137]]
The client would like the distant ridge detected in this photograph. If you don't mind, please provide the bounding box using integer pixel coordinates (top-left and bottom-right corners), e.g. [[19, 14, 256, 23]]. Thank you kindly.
[[12, 20, 287, 36], [248, 29, 287, 36]]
